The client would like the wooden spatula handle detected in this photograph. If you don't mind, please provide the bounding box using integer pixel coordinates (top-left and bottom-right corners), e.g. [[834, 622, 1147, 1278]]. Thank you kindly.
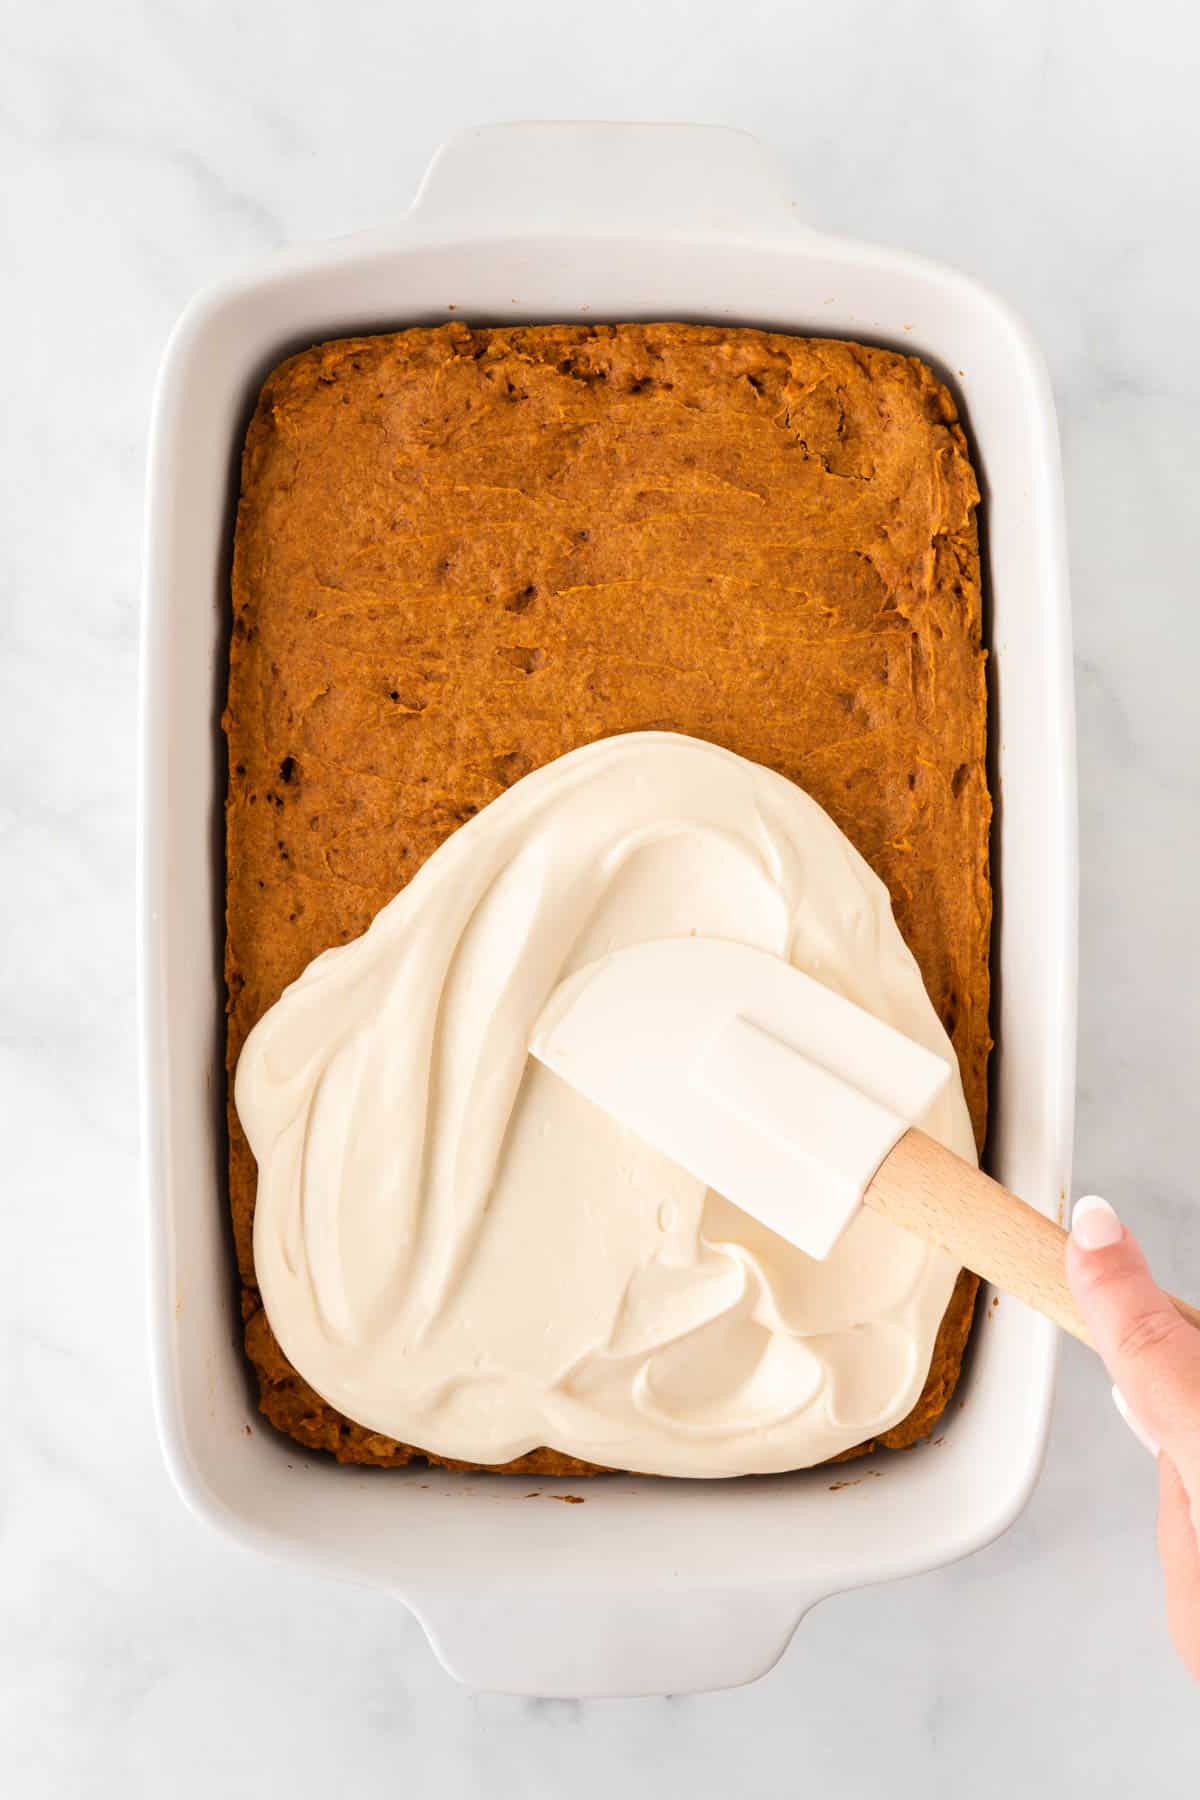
[[866, 1130, 1200, 1347]]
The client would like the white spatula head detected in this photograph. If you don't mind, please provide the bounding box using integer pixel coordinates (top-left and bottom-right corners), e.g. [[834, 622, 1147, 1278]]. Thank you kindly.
[[530, 938, 952, 1260]]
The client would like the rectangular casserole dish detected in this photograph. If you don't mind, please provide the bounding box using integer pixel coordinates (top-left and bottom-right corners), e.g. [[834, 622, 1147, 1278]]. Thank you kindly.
[[139, 121, 1076, 1698]]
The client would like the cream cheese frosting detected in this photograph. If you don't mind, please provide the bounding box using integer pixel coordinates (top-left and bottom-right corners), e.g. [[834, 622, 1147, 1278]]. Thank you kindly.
[[236, 732, 975, 1476]]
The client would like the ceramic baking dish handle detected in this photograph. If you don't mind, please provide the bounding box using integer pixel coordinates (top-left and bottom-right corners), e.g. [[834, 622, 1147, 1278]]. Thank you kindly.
[[408, 1580, 819, 1698], [411, 121, 808, 241]]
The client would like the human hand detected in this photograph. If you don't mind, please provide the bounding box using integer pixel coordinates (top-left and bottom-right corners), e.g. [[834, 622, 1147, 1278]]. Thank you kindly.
[[1066, 1195, 1200, 1679]]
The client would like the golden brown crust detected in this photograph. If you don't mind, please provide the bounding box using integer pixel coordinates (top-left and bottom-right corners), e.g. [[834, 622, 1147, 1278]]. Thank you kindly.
[[226, 322, 990, 1474]]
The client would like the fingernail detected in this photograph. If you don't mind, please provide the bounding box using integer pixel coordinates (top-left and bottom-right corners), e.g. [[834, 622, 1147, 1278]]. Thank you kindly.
[[1071, 1193, 1124, 1251], [1112, 1385, 1160, 1458]]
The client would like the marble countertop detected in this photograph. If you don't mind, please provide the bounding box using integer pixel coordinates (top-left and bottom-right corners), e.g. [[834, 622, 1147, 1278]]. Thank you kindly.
[[6, 0, 1200, 1789]]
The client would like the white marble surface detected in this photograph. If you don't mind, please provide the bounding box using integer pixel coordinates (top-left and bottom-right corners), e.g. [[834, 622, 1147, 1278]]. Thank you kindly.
[[6, 0, 1200, 1788]]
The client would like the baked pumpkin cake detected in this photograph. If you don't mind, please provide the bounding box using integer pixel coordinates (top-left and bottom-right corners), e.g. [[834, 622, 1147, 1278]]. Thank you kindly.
[[224, 322, 990, 1474]]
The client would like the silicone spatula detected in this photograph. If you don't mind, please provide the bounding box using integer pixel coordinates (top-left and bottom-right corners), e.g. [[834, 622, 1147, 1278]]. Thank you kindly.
[[530, 938, 1200, 1345]]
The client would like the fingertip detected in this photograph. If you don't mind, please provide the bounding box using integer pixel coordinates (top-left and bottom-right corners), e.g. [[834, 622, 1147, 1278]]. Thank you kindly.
[[1071, 1193, 1124, 1252], [1112, 1384, 1161, 1458]]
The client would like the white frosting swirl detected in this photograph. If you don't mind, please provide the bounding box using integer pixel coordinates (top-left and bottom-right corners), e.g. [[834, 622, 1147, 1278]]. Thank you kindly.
[[237, 732, 974, 1476]]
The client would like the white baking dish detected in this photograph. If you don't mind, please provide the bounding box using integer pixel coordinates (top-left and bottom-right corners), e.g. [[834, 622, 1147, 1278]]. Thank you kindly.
[[139, 122, 1076, 1698]]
